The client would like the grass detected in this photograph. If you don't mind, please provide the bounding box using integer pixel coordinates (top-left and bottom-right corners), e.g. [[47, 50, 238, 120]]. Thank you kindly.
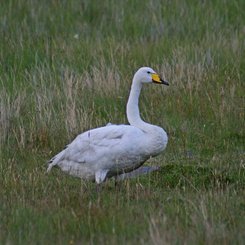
[[0, 0, 244, 244]]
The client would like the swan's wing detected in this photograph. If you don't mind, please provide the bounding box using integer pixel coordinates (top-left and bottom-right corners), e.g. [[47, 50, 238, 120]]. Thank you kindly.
[[47, 124, 149, 183], [49, 125, 143, 166]]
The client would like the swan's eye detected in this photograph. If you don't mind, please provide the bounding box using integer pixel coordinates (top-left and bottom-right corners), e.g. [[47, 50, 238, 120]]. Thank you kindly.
[[147, 71, 151, 74]]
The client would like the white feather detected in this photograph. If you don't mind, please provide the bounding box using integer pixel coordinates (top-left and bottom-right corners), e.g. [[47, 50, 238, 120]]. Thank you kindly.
[[47, 67, 168, 183]]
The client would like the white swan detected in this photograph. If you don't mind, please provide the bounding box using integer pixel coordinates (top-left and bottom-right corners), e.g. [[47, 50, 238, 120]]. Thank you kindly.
[[47, 67, 169, 183]]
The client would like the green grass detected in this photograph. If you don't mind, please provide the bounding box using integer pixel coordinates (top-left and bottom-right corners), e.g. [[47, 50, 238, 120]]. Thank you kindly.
[[0, 0, 244, 244]]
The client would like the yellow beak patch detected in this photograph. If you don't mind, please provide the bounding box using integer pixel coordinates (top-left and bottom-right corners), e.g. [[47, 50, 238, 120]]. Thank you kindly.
[[151, 73, 161, 83]]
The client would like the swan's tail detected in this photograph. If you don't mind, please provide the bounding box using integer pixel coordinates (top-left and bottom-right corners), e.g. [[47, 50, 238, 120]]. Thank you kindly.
[[47, 148, 66, 172], [47, 160, 56, 172]]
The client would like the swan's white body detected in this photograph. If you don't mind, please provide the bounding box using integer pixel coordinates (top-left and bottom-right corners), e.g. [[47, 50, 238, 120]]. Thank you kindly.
[[47, 67, 169, 183]]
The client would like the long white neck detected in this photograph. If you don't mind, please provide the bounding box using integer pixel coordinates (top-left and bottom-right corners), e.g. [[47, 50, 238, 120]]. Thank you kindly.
[[126, 79, 151, 130], [126, 71, 168, 155]]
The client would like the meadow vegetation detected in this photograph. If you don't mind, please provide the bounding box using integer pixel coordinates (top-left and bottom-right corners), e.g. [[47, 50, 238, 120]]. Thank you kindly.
[[0, 0, 244, 244]]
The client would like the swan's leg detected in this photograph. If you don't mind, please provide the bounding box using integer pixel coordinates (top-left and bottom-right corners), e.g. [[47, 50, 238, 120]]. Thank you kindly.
[[80, 178, 88, 194], [96, 183, 103, 193], [114, 174, 125, 190], [114, 176, 119, 188]]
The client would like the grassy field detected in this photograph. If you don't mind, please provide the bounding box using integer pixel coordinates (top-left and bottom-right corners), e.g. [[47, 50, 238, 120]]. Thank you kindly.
[[0, 0, 244, 244]]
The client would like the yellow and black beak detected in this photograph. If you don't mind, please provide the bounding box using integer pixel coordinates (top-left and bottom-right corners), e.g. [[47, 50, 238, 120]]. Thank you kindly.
[[152, 73, 169, 86]]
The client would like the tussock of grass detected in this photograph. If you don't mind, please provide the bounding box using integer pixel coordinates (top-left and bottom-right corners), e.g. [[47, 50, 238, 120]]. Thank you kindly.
[[0, 0, 244, 244]]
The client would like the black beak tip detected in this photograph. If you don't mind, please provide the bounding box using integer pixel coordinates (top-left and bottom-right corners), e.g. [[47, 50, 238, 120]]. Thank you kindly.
[[161, 79, 169, 86]]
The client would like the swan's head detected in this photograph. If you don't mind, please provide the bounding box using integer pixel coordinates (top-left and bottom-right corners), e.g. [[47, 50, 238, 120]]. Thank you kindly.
[[133, 67, 169, 86]]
